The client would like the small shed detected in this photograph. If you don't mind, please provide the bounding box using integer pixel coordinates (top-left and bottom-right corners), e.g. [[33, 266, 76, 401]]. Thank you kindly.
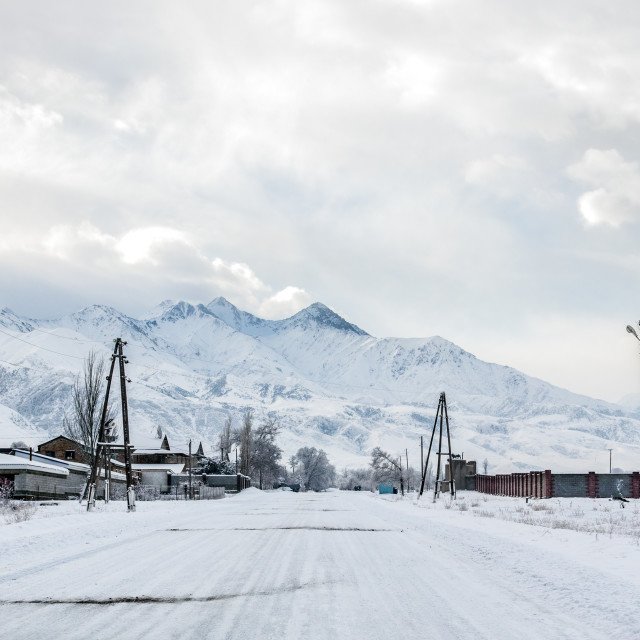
[[132, 463, 185, 493]]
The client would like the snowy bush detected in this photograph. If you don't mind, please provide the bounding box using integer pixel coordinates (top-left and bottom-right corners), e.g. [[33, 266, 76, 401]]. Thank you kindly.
[[1, 489, 38, 524]]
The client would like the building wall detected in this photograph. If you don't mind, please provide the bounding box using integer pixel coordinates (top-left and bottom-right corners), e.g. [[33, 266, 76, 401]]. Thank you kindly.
[[140, 470, 170, 492], [66, 469, 88, 498], [13, 470, 68, 499]]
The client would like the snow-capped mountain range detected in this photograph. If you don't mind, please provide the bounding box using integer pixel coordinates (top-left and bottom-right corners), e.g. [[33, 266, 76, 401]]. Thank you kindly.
[[1, 298, 639, 474]]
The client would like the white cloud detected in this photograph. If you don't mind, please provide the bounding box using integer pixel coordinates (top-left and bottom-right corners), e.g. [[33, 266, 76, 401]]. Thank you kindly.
[[116, 227, 189, 264], [42, 222, 114, 259], [567, 149, 640, 227], [259, 286, 311, 319], [16, 222, 309, 319]]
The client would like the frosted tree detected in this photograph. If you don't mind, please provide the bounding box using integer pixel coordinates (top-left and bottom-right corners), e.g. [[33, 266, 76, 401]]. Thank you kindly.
[[250, 418, 282, 489], [232, 409, 253, 476], [219, 415, 232, 461], [296, 447, 335, 491], [370, 447, 405, 496]]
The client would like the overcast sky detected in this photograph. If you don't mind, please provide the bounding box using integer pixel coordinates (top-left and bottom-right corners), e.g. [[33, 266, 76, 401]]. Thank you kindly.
[[1, 0, 640, 403]]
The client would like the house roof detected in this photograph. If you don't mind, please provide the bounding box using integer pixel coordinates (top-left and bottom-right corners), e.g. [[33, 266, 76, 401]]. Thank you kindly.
[[132, 448, 189, 456], [0, 452, 68, 476], [11, 449, 89, 473], [37, 434, 84, 449], [132, 463, 185, 474]]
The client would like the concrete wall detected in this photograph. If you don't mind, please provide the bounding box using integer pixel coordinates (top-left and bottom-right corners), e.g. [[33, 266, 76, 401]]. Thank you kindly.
[[598, 474, 631, 498], [552, 474, 587, 498], [205, 474, 239, 490]]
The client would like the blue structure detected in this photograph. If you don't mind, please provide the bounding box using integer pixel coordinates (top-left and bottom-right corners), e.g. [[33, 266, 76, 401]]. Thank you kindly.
[[378, 484, 394, 494]]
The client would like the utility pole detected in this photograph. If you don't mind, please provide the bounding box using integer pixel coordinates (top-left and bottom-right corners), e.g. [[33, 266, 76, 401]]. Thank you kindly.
[[419, 392, 456, 501], [420, 436, 424, 490], [405, 448, 409, 492], [85, 338, 135, 512], [608, 448, 613, 473], [188, 439, 192, 499]]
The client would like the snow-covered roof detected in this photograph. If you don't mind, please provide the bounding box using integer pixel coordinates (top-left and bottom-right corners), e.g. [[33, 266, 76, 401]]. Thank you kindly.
[[100, 469, 127, 481], [0, 452, 68, 476], [12, 448, 89, 473], [132, 449, 189, 456], [132, 463, 185, 474]]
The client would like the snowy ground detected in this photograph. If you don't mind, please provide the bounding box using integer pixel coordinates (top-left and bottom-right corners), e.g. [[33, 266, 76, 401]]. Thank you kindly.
[[1, 489, 640, 639]]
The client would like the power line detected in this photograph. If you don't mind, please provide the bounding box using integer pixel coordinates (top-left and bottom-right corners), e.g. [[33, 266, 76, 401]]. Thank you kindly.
[[0, 327, 85, 360], [27, 326, 101, 345]]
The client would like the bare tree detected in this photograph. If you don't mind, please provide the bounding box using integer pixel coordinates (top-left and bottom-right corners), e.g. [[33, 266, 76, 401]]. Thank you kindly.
[[63, 350, 116, 469], [156, 425, 163, 439], [289, 454, 298, 474], [371, 447, 405, 496], [483, 458, 489, 475]]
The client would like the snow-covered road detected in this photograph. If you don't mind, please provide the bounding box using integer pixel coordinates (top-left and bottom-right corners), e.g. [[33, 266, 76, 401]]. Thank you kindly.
[[2, 490, 639, 639]]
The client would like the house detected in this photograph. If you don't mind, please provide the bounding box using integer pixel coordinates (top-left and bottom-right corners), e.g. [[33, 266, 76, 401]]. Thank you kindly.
[[128, 434, 204, 468], [37, 435, 90, 464], [36, 435, 125, 477]]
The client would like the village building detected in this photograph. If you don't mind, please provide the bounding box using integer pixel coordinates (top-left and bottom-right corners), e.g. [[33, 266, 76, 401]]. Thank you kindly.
[[37, 435, 90, 464]]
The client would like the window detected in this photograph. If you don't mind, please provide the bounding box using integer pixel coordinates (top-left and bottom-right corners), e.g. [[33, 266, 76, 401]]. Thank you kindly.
[[65, 450, 75, 460], [46, 451, 56, 458]]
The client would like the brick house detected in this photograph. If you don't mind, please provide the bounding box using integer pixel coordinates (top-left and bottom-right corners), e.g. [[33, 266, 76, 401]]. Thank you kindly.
[[37, 435, 90, 463]]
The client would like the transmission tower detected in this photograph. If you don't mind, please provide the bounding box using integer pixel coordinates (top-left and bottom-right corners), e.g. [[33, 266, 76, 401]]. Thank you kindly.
[[84, 338, 136, 512], [418, 392, 456, 500]]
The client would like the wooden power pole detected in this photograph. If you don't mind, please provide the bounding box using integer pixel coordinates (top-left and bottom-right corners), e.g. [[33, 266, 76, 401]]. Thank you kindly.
[[418, 392, 456, 501], [84, 338, 136, 512]]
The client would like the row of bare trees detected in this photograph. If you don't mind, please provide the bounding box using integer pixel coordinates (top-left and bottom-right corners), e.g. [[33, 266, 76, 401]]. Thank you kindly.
[[216, 413, 336, 491]]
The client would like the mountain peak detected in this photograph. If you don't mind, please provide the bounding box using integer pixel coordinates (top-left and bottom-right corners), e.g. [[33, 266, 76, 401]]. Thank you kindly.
[[292, 303, 369, 335], [159, 301, 216, 323]]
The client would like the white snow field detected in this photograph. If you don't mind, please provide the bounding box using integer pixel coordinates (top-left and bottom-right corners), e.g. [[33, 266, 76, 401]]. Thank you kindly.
[[2, 490, 640, 640]]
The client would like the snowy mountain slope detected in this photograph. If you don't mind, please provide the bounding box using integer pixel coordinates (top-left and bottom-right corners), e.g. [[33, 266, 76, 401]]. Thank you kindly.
[[0, 402, 49, 449], [0, 298, 638, 473]]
